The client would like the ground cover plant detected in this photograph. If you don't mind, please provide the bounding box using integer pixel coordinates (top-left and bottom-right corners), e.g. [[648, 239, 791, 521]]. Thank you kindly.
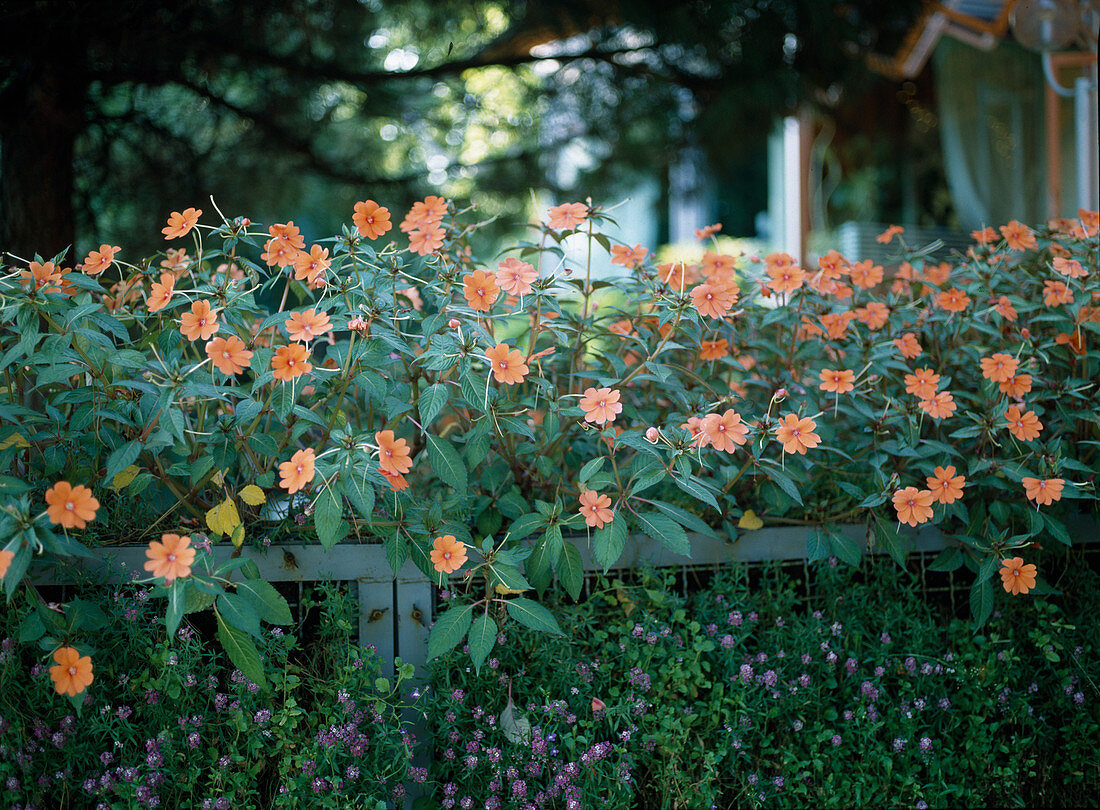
[[0, 198, 1096, 722]]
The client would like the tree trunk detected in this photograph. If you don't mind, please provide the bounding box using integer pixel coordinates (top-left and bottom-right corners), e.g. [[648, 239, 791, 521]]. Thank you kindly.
[[0, 64, 85, 264]]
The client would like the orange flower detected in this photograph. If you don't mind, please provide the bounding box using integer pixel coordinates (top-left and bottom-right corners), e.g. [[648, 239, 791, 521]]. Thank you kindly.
[[147, 273, 176, 313], [926, 465, 965, 504], [180, 300, 219, 342], [162, 207, 201, 240], [894, 332, 922, 359], [924, 262, 952, 287], [998, 374, 1032, 398], [1005, 406, 1042, 441], [1052, 257, 1088, 279], [766, 263, 805, 295], [353, 200, 393, 239], [971, 226, 998, 245], [610, 243, 648, 269], [993, 295, 1018, 321], [278, 448, 316, 494], [82, 244, 120, 276], [408, 225, 445, 256], [49, 646, 94, 697], [430, 535, 468, 574], [775, 414, 820, 455], [271, 344, 312, 382], [892, 487, 934, 526], [657, 261, 698, 292], [400, 196, 448, 233], [855, 302, 890, 330], [848, 260, 883, 289], [578, 490, 614, 529], [161, 247, 191, 273], [579, 387, 622, 426], [980, 353, 1019, 383], [0, 549, 13, 580], [999, 220, 1037, 251], [1042, 280, 1073, 307], [546, 202, 588, 231], [496, 258, 538, 296], [699, 339, 730, 361], [261, 236, 301, 268], [268, 221, 306, 249], [1023, 477, 1064, 506], [44, 482, 99, 530], [293, 245, 330, 286], [485, 343, 529, 385], [695, 223, 722, 240], [820, 311, 857, 340], [1055, 330, 1086, 355], [876, 225, 904, 244], [143, 533, 196, 582], [381, 470, 409, 491], [399, 286, 423, 311], [999, 557, 1037, 595], [691, 282, 735, 318], [286, 308, 332, 343], [20, 260, 64, 293], [702, 409, 750, 452], [376, 430, 412, 476], [463, 270, 500, 312], [918, 391, 956, 420], [205, 335, 253, 375], [819, 368, 855, 394], [904, 368, 940, 400], [935, 288, 971, 313]]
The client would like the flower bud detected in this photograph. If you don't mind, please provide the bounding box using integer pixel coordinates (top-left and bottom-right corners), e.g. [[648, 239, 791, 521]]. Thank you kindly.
[[1020, 328, 1031, 339], [448, 318, 461, 329], [774, 388, 787, 400], [645, 427, 660, 443], [591, 698, 606, 712]]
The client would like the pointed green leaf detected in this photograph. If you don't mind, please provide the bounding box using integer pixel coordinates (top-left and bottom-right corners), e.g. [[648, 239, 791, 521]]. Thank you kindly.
[[427, 434, 467, 493], [505, 597, 564, 635], [631, 512, 690, 557], [468, 613, 497, 672], [215, 609, 266, 687], [427, 603, 475, 660], [217, 593, 262, 638], [418, 383, 449, 427], [236, 579, 292, 625], [592, 519, 628, 572], [557, 541, 583, 600], [313, 486, 345, 550]]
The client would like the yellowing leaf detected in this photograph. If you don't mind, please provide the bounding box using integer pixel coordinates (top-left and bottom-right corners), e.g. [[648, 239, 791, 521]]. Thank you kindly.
[[109, 464, 140, 491], [210, 469, 225, 486], [615, 588, 636, 617], [0, 432, 30, 449], [205, 497, 241, 537], [230, 523, 246, 550], [493, 584, 528, 596], [238, 485, 266, 506], [738, 510, 764, 530]]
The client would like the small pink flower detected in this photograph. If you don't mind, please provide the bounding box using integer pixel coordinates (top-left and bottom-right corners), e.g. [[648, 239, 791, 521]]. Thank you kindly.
[[591, 698, 606, 712]]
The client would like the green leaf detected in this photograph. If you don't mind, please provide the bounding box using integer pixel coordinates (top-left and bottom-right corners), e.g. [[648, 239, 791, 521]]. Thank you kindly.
[[505, 597, 564, 635], [166, 580, 185, 637], [184, 587, 218, 615], [927, 547, 963, 572], [343, 475, 375, 520], [969, 577, 994, 630], [507, 513, 547, 540], [759, 462, 804, 506], [217, 593, 262, 638], [427, 603, 475, 660], [236, 579, 292, 625], [578, 456, 605, 485], [592, 519, 628, 571], [670, 473, 720, 510], [313, 486, 344, 550], [426, 434, 467, 493], [557, 541, 583, 600], [467, 613, 497, 672], [490, 563, 531, 592], [829, 530, 863, 567], [384, 531, 408, 576], [1042, 513, 1072, 546], [105, 440, 142, 483], [418, 383, 449, 427], [806, 528, 829, 562], [215, 609, 266, 687], [632, 511, 690, 557], [650, 500, 717, 537]]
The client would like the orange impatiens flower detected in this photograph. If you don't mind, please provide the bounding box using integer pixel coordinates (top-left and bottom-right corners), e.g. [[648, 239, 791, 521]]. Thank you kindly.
[[463, 270, 500, 312], [143, 533, 196, 583], [993, 295, 1018, 321], [430, 535, 468, 574], [999, 220, 1037, 251], [401, 196, 448, 233], [285, 308, 332, 343], [496, 258, 538, 296], [971, 226, 998, 244], [699, 339, 730, 361], [271, 344, 312, 382], [82, 244, 120, 276], [999, 373, 1033, 398], [293, 245, 330, 287], [918, 391, 956, 420], [49, 646, 94, 697], [1023, 477, 1064, 506], [376, 430, 412, 476], [0, 549, 13, 580], [1005, 406, 1042, 441], [766, 262, 806, 295], [20, 260, 65, 293], [546, 202, 588, 231], [1000, 557, 1038, 595], [894, 332, 922, 359], [877, 225, 904, 244], [775, 414, 820, 455], [980, 353, 1019, 383], [695, 223, 722, 240], [1052, 257, 1088, 279], [381, 470, 409, 492], [1042, 279, 1074, 307], [180, 300, 219, 342], [819, 368, 855, 394], [269, 221, 306, 249], [485, 343, 529, 385], [702, 409, 750, 453], [162, 207, 201, 240], [579, 490, 614, 529], [146, 272, 176, 313], [819, 311, 857, 340], [892, 487, 934, 526], [856, 302, 890, 330], [408, 225, 445, 256], [1055, 330, 1087, 355], [353, 200, 393, 240], [279, 448, 316, 494], [44, 482, 99, 530], [935, 288, 971, 313], [904, 368, 940, 400], [579, 387, 622, 426], [691, 282, 735, 318], [610, 243, 648, 269], [205, 335, 253, 375], [849, 260, 883, 289], [261, 236, 301, 268], [927, 465, 965, 505]]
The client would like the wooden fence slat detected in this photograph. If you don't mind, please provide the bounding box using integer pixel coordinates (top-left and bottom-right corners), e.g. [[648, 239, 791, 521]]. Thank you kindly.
[[358, 579, 397, 678]]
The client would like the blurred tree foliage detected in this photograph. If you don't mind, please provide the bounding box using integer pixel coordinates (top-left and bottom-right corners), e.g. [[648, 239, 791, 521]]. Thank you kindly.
[[0, 0, 921, 260]]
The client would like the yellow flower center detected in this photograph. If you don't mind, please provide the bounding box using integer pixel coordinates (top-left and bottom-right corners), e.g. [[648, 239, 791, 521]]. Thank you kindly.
[[65, 501, 74, 511], [68, 666, 76, 676]]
